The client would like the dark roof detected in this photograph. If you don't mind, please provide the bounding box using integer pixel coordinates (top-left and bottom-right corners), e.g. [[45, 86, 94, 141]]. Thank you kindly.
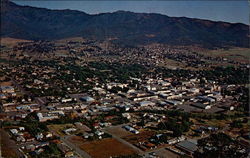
[[176, 140, 198, 153]]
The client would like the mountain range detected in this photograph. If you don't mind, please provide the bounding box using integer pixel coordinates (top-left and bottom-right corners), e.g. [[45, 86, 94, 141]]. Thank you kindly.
[[1, 0, 249, 47]]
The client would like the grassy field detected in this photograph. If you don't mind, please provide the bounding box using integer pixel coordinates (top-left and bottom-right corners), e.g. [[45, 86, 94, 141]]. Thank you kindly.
[[47, 124, 75, 136], [202, 47, 250, 63]]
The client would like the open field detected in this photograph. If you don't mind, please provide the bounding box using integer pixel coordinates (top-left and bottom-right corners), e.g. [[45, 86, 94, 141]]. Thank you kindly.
[[47, 124, 75, 136], [202, 48, 250, 63], [1, 37, 31, 47], [70, 137, 137, 158]]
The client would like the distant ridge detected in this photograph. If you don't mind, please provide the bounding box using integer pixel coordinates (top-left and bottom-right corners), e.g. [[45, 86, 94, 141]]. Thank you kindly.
[[1, 0, 249, 48]]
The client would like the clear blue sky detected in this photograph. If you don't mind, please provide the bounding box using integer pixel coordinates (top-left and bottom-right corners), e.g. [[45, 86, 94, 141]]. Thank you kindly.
[[13, 0, 249, 24]]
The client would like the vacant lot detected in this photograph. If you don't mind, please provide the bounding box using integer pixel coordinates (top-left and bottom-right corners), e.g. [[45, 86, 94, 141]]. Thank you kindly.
[[70, 136, 136, 158], [47, 124, 75, 136]]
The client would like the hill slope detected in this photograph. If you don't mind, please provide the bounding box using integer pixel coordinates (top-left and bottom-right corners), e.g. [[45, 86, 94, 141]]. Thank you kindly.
[[1, 0, 249, 47]]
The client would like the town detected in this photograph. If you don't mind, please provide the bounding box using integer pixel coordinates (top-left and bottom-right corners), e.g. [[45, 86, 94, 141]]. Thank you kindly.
[[0, 38, 249, 158]]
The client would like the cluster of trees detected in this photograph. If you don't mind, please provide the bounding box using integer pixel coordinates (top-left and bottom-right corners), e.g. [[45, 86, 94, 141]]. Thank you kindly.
[[200, 66, 249, 85], [158, 118, 191, 137], [156, 110, 192, 137], [21, 112, 48, 136], [32, 143, 62, 158], [89, 62, 146, 83]]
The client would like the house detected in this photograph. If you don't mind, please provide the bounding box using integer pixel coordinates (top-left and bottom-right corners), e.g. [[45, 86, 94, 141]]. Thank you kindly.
[[36, 133, 44, 140], [19, 127, 25, 131], [45, 132, 53, 138], [95, 131, 104, 136], [0, 93, 7, 99], [10, 129, 18, 135], [0, 86, 14, 93], [123, 125, 139, 134], [17, 136, 26, 142], [64, 128, 77, 135], [26, 144, 36, 151], [61, 98, 73, 103], [80, 96, 95, 102], [139, 101, 155, 106]]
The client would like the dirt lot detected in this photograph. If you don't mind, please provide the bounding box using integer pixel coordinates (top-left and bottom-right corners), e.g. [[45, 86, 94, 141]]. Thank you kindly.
[[47, 124, 75, 136], [70, 136, 137, 158], [155, 148, 180, 158]]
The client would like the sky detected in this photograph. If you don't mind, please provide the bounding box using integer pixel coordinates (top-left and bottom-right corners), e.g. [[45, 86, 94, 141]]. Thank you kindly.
[[13, 0, 249, 24]]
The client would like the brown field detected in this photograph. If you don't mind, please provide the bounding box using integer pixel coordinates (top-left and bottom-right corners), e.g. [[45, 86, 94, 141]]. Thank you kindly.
[[79, 138, 137, 158], [69, 136, 137, 158], [68, 135, 88, 145]]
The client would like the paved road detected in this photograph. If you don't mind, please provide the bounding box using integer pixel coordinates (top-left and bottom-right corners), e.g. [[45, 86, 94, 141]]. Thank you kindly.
[[102, 128, 143, 154], [61, 136, 91, 158]]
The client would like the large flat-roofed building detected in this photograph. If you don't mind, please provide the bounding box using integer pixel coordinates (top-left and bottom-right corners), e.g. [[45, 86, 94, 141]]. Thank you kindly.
[[176, 140, 198, 156]]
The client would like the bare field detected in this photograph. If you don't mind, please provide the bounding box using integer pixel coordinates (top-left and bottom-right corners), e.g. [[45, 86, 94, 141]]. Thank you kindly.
[[70, 137, 137, 158]]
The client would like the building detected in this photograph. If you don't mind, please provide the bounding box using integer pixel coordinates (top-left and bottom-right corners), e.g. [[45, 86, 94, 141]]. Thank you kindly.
[[36, 111, 64, 122], [139, 101, 155, 106], [176, 140, 198, 156], [80, 96, 95, 102], [0, 86, 14, 93]]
